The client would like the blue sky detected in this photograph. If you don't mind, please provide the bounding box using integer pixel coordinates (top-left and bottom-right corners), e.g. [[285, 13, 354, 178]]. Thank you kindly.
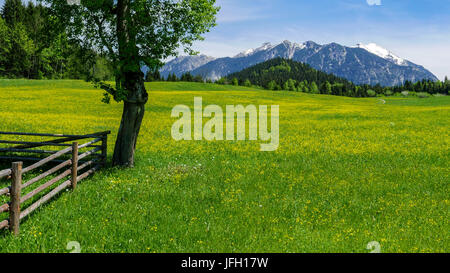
[[2, 0, 449, 79], [192, 0, 450, 79]]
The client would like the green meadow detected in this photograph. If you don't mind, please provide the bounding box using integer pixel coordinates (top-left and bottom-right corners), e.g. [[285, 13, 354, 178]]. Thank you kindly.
[[0, 80, 448, 253]]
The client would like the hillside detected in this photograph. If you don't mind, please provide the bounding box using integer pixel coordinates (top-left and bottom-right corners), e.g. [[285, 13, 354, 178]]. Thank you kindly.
[[226, 58, 353, 91], [161, 40, 438, 86], [223, 58, 450, 97]]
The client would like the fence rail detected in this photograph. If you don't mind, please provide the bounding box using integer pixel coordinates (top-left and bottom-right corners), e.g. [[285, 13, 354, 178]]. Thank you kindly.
[[0, 131, 110, 235]]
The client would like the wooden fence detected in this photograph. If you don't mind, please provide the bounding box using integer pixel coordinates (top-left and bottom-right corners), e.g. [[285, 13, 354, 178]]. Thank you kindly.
[[0, 131, 110, 235]]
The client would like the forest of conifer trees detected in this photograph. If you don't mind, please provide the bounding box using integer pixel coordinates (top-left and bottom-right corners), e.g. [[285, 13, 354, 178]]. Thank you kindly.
[[0, 0, 114, 80], [224, 58, 450, 98]]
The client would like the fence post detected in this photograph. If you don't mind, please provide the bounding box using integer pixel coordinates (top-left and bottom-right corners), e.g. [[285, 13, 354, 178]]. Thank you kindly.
[[10, 161, 22, 236], [71, 142, 78, 190], [101, 134, 107, 167]]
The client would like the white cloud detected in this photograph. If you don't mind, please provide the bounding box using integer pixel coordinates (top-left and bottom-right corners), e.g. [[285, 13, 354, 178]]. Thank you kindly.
[[367, 0, 382, 6]]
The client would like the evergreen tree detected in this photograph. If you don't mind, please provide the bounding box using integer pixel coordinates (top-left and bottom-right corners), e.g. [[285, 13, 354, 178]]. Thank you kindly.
[[154, 70, 161, 81], [0, 1, 112, 79], [1, 0, 25, 26], [6, 22, 34, 77], [404, 80, 413, 91], [145, 71, 155, 82], [193, 75, 204, 83], [444, 76, 450, 94], [180, 72, 192, 82], [355, 86, 362, 97], [0, 17, 10, 74], [167, 73, 178, 82]]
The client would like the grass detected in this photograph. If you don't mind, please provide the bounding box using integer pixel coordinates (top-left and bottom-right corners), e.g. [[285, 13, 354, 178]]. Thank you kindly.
[[0, 79, 448, 253]]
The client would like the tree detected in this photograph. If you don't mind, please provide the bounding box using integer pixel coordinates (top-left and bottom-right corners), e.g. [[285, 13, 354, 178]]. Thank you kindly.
[[355, 86, 362, 97], [180, 72, 194, 82], [302, 81, 309, 93], [44, 0, 218, 167], [0, 18, 10, 74], [310, 81, 319, 94], [1, 0, 33, 78], [232, 77, 238, 86], [167, 73, 180, 82], [91, 55, 115, 81], [216, 77, 226, 85], [445, 76, 450, 94], [283, 79, 296, 91], [267, 80, 277, 90], [154, 70, 161, 82], [24, 2, 46, 78], [404, 80, 413, 91], [0, 1, 109, 79], [244, 79, 251, 87], [146, 69, 162, 82], [193, 75, 204, 83], [366, 89, 377, 97], [296, 81, 305, 92], [287, 79, 296, 91], [6, 22, 34, 77], [324, 81, 332, 94], [1, 0, 25, 26]]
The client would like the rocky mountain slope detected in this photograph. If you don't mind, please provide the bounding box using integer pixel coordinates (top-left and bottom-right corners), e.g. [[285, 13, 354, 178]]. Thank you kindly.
[[160, 41, 438, 86]]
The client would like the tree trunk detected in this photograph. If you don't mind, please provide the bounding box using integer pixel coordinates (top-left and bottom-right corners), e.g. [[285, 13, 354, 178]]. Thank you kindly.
[[112, 0, 148, 167], [112, 100, 146, 167], [112, 72, 148, 167]]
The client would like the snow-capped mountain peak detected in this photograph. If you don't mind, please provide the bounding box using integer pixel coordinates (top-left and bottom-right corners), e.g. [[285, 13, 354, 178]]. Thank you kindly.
[[234, 41, 307, 59], [282, 40, 305, 50], [356, 43, 407, 66], [160, 40, 437, 86], [234, 42, 274, 58]]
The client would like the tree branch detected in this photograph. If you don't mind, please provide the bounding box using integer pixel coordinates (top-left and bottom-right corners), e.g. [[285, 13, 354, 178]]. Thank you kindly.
[[93, 15, 116, 61]]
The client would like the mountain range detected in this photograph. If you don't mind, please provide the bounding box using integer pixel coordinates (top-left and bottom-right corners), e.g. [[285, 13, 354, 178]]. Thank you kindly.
[[160, 41, 438, 86]]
